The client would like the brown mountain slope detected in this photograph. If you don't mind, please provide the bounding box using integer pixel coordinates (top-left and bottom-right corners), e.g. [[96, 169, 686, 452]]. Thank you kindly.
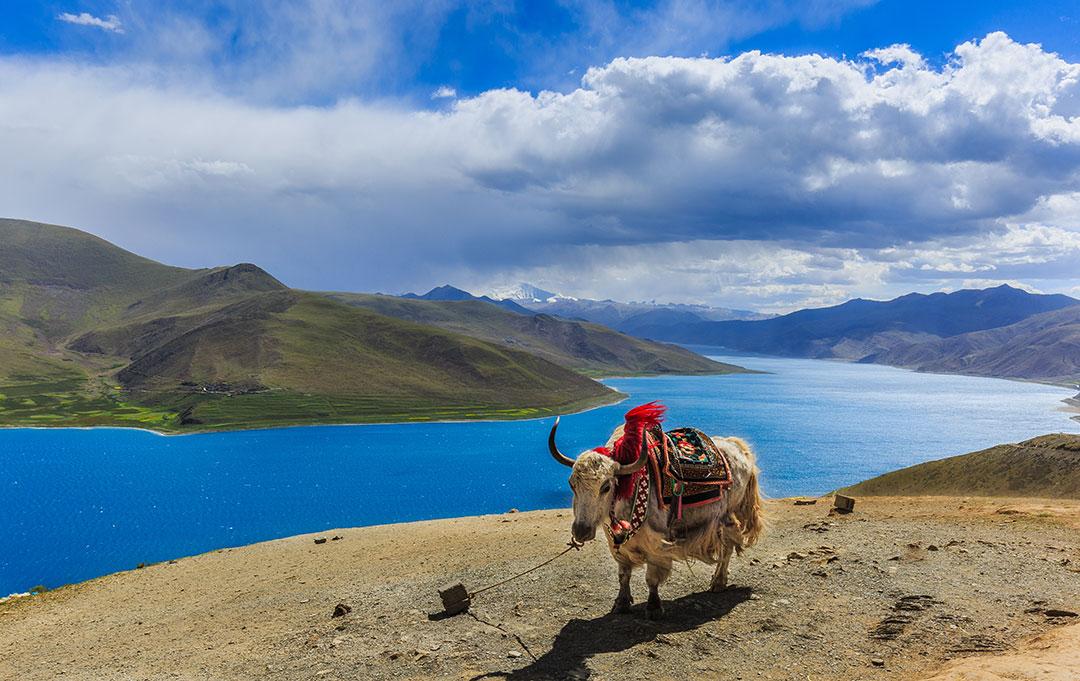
[[325, 293, 745, 377], [0, 219, 626, 431], [865, 306, 1080, 386], [842, 434, 1080, 498]]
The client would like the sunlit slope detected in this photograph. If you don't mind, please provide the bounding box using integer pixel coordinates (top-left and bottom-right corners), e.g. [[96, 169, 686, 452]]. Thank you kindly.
[[326, 292, 745, 377], [0, 219, 619, 430], [842, 434, 1080, 498]]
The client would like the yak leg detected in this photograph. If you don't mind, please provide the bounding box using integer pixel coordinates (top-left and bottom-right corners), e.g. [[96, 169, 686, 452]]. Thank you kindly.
[[710, 539, 735, 592], [611, 557, 634, 614], [645, 559, 671, 620]]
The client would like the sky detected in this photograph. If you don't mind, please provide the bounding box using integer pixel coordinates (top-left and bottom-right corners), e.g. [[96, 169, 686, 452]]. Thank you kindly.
[[2, 2, 1080, 312]]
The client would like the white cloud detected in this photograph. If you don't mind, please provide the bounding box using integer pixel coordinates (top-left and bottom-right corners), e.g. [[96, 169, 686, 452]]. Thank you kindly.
[[863, 43, 924, 68], [57, 12, 124, 34], [1, 32, 1079, 310], [431, 86, 457, 99]]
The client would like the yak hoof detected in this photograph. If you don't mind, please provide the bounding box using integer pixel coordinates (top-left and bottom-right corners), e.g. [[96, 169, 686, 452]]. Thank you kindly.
[[646, 594, 664, 620], [710, 580, 728, 593], [611, 597, 632, 614]]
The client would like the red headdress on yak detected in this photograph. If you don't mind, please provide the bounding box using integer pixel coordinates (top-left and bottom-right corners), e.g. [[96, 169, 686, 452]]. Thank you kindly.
[[592, 401, 665, 499]]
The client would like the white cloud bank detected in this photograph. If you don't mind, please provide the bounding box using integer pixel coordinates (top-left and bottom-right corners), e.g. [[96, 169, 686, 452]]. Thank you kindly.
[[57, 12, 125, 34], [1, 32, 1079, 309]]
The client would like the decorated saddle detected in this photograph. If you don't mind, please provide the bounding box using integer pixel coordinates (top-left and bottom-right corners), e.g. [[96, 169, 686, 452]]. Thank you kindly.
[[646, 424, 733, 509]]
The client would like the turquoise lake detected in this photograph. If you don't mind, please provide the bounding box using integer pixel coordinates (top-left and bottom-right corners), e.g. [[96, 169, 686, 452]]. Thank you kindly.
[[1, 354, 1077, 595]]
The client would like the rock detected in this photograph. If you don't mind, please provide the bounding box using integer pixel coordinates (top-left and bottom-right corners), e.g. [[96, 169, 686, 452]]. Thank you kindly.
[[787, 551, 808, 560], [871, 658, 885, 667], [314, 537, 328, 545], [927, 545, 939, 551], [331, 536, 342, 541], [439, 582, 471, 616], [507, 650, 522, 658], [1044, 609, 1078, 618], [507, 508, 519, 513], [332, 603, 352, 618], [793, 499, 817, 505]]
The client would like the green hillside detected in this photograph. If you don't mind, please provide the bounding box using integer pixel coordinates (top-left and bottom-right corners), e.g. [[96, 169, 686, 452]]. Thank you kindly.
[[0, 219, 624, 431], [325, 292, 745, 377], [841, 434, 1080, 498]]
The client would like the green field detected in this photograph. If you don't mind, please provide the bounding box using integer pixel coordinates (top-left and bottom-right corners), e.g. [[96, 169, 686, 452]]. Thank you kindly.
[[0, 375, 621, 433]]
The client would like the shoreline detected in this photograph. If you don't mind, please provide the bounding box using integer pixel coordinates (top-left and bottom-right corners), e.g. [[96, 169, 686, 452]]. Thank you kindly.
[[0, 390, 629, 437], [4, 358, 1077, 436]]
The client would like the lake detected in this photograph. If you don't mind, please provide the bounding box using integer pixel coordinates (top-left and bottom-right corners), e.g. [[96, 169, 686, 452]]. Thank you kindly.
[[1, 355, 1076, 595]]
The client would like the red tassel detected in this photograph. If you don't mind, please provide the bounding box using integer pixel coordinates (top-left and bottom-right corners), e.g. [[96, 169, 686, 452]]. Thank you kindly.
[[612, 401, 666, 464]]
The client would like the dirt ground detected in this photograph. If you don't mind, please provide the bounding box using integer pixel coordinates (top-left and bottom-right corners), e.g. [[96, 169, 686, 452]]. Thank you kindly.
[[1, 496, 1078, 681]]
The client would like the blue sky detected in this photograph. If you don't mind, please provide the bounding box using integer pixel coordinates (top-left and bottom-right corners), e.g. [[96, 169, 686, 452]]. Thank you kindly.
[[2, 1, 1080, 311]]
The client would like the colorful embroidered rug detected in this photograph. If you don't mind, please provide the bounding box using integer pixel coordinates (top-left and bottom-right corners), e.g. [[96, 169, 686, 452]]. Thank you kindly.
[[646, 425, 733, 509]]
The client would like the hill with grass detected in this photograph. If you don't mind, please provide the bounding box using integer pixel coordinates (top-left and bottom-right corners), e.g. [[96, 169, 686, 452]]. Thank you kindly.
[[324, 292, 744, 377], [0, 219, 636, 431], [841, 434, 1080, 498]]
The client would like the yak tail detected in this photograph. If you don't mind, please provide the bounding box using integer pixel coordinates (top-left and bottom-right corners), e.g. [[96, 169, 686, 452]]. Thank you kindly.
[[729, 437, 765, 551]]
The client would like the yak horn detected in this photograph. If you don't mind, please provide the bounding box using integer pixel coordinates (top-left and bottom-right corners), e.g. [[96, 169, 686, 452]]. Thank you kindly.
[[615, 430, 651, 476], [548, 417, 575, 468]]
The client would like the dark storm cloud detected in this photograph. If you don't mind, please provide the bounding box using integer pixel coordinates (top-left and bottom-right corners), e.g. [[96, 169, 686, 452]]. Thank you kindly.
[[1, 32, 1079, 307]]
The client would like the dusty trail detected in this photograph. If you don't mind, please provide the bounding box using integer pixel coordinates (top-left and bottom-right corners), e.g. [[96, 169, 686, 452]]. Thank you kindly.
[[1, 496, 1078, 680]]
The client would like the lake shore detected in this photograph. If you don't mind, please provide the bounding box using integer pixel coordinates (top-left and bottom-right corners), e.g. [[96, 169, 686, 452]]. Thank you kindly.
[[2, 495, 1077, 680], [0, 389, 628, 437]]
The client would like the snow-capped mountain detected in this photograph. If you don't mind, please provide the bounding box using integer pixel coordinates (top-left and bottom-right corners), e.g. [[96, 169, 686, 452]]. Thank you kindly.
[[486, 282, 562, 303]]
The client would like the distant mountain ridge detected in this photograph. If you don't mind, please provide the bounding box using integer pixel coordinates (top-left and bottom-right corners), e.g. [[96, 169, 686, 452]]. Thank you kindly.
[[480, 283, 773, 331], [627, 284, 1080, 385], [401, 285, 534, 315], [864, 305, 1080, 385]]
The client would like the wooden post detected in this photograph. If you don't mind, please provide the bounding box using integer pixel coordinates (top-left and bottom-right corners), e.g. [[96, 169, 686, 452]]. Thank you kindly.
[[833, 494, 856, 513]]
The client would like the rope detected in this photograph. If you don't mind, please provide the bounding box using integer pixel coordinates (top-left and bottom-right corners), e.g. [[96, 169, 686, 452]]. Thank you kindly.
[[468, 540, 583, 598]]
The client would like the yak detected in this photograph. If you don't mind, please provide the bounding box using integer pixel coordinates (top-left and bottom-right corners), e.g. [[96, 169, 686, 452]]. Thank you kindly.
[[548, 402, 764, 619]]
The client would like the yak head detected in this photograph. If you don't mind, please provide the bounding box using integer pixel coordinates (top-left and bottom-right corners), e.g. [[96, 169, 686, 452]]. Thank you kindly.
[[547, 403, 664, 543]]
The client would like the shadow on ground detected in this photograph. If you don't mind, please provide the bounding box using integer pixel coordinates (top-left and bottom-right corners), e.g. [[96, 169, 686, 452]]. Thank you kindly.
[[472, 586, 753, 680]]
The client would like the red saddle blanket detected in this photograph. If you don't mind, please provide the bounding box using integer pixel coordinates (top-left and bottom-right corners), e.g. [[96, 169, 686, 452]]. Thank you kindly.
[[645, 425, 733, 509]]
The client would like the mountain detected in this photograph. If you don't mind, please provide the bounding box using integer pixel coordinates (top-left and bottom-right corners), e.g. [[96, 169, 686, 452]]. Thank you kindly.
[[632, 285, 1080, 368], [324, 293, 746, 377], [865, 305, 1080, 385], [0, 219, 620, 431], [487, 282, 558, 303], [842, 434, 1080, 498], [402, 285, 534, 315], [513, 296, 771, 330]]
